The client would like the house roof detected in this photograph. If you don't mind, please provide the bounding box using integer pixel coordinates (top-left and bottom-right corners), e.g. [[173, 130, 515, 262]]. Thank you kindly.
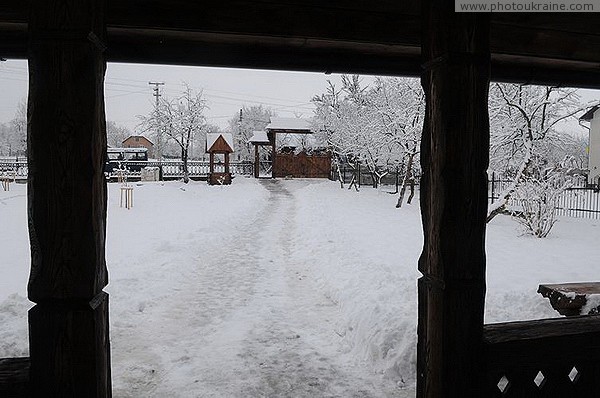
[[249, 131, 270, 144], [580, 105, 600, 122], [266, 117, 312, 134], [206, 133, 234, 153], [123, 135, 154, 145]]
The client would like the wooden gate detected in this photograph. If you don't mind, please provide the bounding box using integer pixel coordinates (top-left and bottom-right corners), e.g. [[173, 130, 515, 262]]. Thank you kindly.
[[273, 152, 331, 178]]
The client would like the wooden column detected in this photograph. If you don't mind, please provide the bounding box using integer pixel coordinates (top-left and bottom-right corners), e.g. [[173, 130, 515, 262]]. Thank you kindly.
[[27, 1, 111, 397], [254, 144, 259, 178], [271, 132, 276, 178], [224, 152, 230, 173], [209, 152, 214, 173], [417, 2, 490, 397]]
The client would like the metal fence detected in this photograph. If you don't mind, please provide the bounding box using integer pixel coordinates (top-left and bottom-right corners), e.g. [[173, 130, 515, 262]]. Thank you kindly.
[[489, 174, 600, 219], [0, 160, 254, 181], [0, 161, 28, 180], [332, 165, 417, 193]]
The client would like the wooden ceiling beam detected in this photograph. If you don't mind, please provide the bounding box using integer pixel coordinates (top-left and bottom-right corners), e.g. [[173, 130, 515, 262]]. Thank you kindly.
[[1, 1, 599, 87]]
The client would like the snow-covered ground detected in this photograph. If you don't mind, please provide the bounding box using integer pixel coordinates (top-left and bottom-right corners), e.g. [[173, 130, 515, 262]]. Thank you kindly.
[[1, 178, 599, 396]]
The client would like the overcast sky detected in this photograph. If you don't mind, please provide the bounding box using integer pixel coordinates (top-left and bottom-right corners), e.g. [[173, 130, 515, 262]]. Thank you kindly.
[[1, 58, 598, 134], [0, 59, 359, 132]]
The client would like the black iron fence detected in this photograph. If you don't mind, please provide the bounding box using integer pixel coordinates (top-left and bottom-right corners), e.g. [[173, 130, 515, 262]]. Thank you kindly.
[[0, 161, 27, 180], [331, 165, 417, 193], [489, 174, 600, 219]]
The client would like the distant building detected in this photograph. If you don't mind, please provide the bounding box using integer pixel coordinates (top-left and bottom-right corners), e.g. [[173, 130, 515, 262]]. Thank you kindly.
[[122, 135, 154, 158], [580, 105, 600, 184]]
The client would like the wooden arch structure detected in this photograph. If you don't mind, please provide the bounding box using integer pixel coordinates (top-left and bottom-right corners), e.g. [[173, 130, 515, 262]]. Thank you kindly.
[[1, 1, 600, 397]]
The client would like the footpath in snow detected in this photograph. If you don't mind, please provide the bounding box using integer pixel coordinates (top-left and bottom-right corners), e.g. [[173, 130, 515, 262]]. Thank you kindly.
[[106, 179, 402, 397]]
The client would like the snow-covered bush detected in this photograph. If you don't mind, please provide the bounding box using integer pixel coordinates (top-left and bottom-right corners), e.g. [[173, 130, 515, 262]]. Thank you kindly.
[[511, 171, 570, 238]]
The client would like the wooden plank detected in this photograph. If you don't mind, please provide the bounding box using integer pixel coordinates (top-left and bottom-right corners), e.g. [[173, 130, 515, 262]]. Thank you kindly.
[[483, 317, 600, 396], [0, 357, 30, 398], [2, 2, 600, 86], [29, 294, 111, 397], [417, 1, 490, 396], [485, 316, 600, 344]]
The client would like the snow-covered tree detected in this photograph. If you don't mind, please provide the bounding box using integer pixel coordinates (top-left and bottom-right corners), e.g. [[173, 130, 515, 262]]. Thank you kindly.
[[139, 83, 208, 183], [487, 83, 583, 224], [227, 105, 274, 160], [312, 75, 423, 205], [0, 122, 11, 156], [1, 98, 28, 157], [106, 121, 131, 148], [368, 77, 423, 207]]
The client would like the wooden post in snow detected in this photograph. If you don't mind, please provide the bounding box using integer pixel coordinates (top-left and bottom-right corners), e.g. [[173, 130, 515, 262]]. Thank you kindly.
[[254, 144, 259, 178], [27, 0, 112, 396], [417, 1, 490, 397], [271, 131, 276, 178]]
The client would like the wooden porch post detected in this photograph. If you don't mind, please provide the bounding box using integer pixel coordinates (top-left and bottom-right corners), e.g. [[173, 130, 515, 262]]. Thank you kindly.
[[27, 1, 111, 396], [224, 152, 230, 173], [417, 2, 490, 397]]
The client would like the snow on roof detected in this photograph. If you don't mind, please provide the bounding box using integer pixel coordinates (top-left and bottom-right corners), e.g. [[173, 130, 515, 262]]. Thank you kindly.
[[266, 117, 312, 132], [108, 147, 148, 153], [249, 131, 270, 144], [206, 133, 234, 152], [580, 105, 600, 122], [123, 135, 154, 145]]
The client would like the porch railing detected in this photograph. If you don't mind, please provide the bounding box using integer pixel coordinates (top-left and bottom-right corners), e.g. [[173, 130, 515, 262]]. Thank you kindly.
[[484, 316, 600, 396]]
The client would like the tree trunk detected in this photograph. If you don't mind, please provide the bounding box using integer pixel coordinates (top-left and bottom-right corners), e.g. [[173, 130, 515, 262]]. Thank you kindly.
[[407, 178, 415, 204], [417, 2, 490, 397], [396, 152, 415, 208], [182, 148, 189, 183], [486, 144, 534, 222], [334, 155, 344, 188]]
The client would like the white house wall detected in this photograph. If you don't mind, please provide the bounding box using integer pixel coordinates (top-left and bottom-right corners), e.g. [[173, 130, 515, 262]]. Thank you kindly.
[[590, 108, 600, 184]]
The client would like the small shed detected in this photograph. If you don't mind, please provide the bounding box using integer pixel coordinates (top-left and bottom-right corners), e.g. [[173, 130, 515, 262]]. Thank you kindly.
[[206, 133, 234, 185]]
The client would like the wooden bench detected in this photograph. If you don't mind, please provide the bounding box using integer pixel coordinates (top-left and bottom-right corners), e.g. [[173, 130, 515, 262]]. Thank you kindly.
[[538, 282, 600, 317]]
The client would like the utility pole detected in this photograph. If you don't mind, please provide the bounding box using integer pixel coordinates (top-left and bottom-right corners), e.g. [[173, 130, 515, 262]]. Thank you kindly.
[[149, 81, 164, 159]]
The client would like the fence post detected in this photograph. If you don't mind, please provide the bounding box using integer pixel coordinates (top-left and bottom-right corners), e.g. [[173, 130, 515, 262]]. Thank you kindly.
[[491, 172, 495, 203]]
